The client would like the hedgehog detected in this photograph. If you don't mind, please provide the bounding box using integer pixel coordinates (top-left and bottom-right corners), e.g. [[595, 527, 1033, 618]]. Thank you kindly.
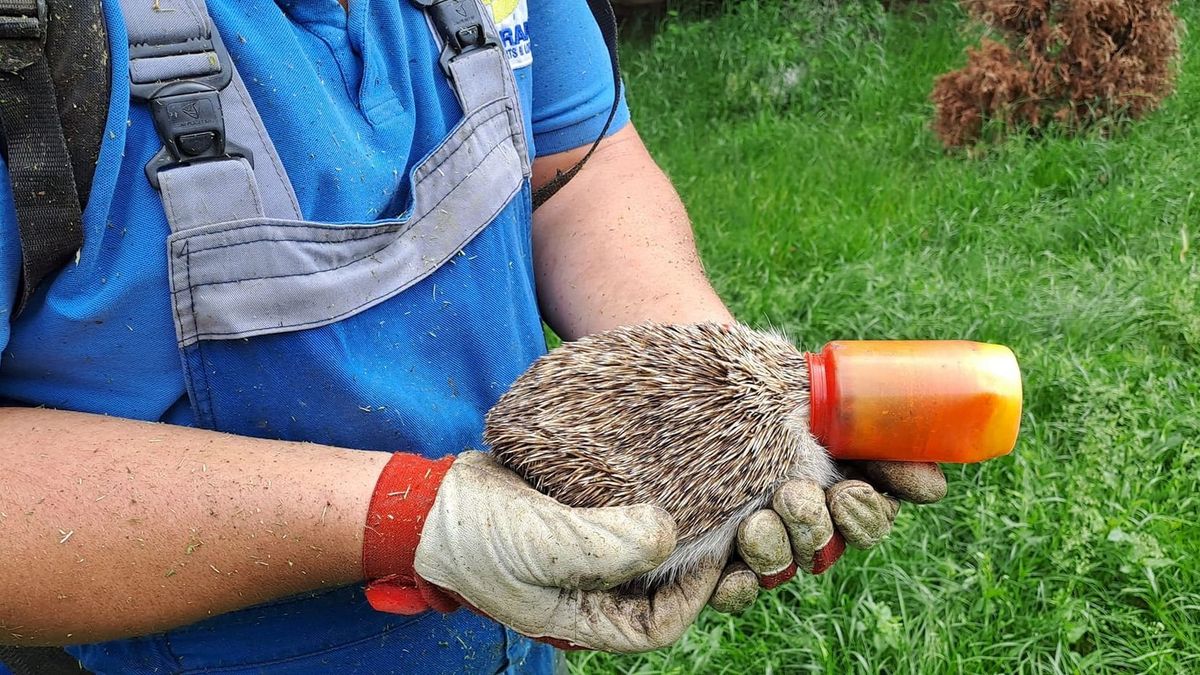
[[484, 322, 838, 589]]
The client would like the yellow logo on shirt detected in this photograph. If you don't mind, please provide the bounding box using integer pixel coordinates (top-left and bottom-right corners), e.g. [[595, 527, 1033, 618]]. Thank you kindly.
[[483, 0, 520, 23]]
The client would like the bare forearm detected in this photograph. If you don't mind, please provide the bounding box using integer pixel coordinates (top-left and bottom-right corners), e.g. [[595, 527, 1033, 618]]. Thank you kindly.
[[532, 124, 733, 340], [0, 407, 389, 646]]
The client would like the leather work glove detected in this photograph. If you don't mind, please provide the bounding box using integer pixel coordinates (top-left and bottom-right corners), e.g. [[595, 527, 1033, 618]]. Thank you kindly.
[[361, 451, 721, 653], [708, 461, 947, 613]]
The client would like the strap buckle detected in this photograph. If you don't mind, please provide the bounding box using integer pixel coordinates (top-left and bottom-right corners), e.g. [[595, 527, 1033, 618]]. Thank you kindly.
[[411, 0, 501, 76], [128, 20, 252, 189], [0, 0, 47, 44]]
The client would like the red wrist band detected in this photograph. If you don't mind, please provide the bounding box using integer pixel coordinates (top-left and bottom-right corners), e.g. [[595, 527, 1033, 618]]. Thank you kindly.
[[362, 452, 456, 614], [759, 531, 845, 589], [810, 531, 846, 575], [759, 562, 798, 589]]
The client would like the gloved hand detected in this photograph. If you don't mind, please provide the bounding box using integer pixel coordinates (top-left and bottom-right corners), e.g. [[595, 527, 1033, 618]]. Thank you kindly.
[[362, 451, 721, 653], [708, 461, 947, 613]]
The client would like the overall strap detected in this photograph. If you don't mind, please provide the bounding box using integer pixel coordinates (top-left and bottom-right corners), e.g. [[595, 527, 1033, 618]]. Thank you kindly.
[[416, 0, 530, 173], [416, 0, 619, 206], [120, 0, 301, 231], [416, 0, 509, 111], [0, 0, 84, 314]]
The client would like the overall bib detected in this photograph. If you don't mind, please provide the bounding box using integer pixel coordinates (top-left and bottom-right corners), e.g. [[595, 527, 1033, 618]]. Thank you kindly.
[[62, 0, 555, 672]]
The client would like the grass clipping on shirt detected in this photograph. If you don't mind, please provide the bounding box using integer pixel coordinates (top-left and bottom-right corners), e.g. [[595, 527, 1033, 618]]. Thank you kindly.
[[931, 0, 1180, 148]]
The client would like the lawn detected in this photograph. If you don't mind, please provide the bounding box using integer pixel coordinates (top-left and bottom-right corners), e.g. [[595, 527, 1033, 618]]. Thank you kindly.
[[570, 1, 1200, 673]]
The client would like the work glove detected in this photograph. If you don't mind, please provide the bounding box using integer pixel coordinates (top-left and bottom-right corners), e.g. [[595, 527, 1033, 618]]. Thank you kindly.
[[709, 461, 947, 613], [362, 451, 721, 653]]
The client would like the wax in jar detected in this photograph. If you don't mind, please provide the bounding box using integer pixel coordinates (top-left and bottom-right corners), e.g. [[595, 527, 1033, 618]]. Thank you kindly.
[[804, 341, 1022, 463]]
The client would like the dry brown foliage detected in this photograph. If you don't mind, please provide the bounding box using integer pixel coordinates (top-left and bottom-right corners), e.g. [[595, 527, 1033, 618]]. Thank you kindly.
[[932, 0, 1180, 148]]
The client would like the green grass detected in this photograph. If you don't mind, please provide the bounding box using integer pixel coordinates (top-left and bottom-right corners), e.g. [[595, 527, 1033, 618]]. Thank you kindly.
[[571, 1, 1200, 672]]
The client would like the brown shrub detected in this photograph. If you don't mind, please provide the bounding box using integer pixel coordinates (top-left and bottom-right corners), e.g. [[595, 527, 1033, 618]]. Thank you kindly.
[[932, 0, 1180, 148]]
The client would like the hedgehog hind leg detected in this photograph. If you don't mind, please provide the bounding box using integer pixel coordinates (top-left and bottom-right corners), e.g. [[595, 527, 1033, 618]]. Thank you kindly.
[[628, 495, 770, 591], [627, 435, 838, 592], [787, 425, 840, 488], [629, 437, 837, 590]]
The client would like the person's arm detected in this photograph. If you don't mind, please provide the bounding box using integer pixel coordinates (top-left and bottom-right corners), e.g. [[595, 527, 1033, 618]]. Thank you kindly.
[[532, 124, 733, 339], [1, 408, 706, 653], [0, 407, 389, 646]]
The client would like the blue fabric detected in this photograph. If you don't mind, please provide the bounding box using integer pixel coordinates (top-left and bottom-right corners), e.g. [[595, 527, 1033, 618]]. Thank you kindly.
[[530, 3, 630, 156], [1, 0, 628, 673], [66, 588, 555, 674]]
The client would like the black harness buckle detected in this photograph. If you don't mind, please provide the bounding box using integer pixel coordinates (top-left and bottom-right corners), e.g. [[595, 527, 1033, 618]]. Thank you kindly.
[[129, 21, 252, 189], [0, 0, 47, 44], [411, 0, 501, 76], [0, 0, 48, 74]]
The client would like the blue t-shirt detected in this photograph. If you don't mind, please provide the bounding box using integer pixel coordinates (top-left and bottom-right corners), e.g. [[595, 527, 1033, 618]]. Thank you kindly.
[[0, 0, 628, 419]]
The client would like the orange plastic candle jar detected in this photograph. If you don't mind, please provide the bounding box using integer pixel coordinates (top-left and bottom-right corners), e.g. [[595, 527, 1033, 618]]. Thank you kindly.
[[804, 341, 1023, 464]]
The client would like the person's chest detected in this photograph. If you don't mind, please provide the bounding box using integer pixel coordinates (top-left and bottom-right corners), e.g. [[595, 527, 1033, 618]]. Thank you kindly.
[[189, 0, 535, 223]]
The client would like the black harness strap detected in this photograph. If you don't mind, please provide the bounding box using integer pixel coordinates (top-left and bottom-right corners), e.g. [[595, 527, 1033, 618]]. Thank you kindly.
[[46, 0, 109, 209], [531, 0, 621, 210], [0, 0, 84, 314]]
